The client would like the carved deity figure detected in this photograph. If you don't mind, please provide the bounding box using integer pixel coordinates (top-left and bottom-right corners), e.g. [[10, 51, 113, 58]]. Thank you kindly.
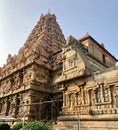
[[84, 91, 89, 104], [69, 94, 75, 108], [91, 90, 96, 106], [116, 95, 118, 107], [78, 91, 82, 105], [115, 86, 118, 107]]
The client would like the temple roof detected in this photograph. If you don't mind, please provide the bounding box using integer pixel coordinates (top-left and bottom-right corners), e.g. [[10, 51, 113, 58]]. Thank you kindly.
[[79, 33, 118, 61]]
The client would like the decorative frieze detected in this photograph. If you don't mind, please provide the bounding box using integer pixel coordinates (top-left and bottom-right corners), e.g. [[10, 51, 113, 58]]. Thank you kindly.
[[62, 80, 118, 116]]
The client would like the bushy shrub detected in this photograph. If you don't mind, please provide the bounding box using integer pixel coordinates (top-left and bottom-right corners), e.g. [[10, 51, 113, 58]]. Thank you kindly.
[[0, 123, 10, 130], [12, 122, 23, 130], [22, 121, 52, 130]]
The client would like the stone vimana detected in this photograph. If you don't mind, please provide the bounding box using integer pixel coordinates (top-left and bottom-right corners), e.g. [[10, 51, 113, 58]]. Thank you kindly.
[[0, 12, 118, 130]]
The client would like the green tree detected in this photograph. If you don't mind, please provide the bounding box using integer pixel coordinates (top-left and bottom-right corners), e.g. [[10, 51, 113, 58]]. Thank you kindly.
[[22, 121, 52, 130], [12, 122, 23, 130]]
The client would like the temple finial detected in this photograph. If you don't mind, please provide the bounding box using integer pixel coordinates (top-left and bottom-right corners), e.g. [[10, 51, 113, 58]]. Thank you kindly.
[[48, 9, 50, 14]]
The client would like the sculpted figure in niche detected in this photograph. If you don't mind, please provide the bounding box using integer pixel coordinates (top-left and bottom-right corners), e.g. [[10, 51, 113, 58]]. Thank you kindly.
[[0, 101, 3, 114], [78, 92, 82, 105], [75, 92, 78, 105], [33, 44, 40, 60], [115, 86, 118, 107], [84, 91, 89, 104], [69, 94, 75, 108], [71, 94, 75, 107], [10, 97, 16, 116], [3, 82, 6, 94], [13, 76, 19, 90], [19, 71, 23, 85], [2, 99, 7, 115], [96, 88, 101, 103], [68, 59, 74, 68], [6, 97, 10, 116], [112, 85, 117, 106], [91, 90, 96, 105], [0, 102, 2, 113], [116, 95, 118, 107], [66, 94, 69, 107], [23, 71, 32, 83], [8, 97, 12, 115], [4, 80, 11, 94], [0, 100, 4, 114]]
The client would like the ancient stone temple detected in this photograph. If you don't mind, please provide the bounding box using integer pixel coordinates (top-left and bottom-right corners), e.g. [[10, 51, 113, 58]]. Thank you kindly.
[[0, 12, 65, 121], [0, 12, 118, 130], [54, 35, 118, 130]]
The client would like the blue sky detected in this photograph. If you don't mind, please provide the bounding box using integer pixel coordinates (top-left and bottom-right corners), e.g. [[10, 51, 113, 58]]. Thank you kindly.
[[0, 0, 118, 67]]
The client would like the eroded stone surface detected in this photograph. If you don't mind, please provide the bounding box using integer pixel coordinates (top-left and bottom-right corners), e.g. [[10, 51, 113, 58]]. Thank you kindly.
[[0, 12, 118, 130]]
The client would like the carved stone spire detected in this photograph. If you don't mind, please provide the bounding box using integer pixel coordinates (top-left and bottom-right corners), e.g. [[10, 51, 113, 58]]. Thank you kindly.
[[17, 12, 66, 67], [0, 13, 66, 77], [25, 12, 66, 51]]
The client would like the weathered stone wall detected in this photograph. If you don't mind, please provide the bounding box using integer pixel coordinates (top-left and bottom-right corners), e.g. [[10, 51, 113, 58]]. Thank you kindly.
[[88, 39, 116, 67], [53, 120, 118, 130], [61, 78, 118, 116], [54, 35, 118, 129], [54, 66, 118, 130], [0, 91, 31, 118], [79, 34, 117, 68]]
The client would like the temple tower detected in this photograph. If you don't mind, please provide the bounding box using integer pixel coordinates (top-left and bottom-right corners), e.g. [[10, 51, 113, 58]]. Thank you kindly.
[[0, 12, 65, 121]]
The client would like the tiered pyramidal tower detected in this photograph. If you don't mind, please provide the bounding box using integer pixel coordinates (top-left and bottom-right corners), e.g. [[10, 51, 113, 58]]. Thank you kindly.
[[0, 12, 66, 120]]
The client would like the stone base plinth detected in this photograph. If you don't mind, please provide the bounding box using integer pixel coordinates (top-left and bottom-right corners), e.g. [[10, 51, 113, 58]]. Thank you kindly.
[[53, 115, 118, 130]]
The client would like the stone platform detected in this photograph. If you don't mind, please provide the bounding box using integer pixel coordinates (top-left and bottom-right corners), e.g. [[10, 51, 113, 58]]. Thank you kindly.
[[53, 115, 118, 130]]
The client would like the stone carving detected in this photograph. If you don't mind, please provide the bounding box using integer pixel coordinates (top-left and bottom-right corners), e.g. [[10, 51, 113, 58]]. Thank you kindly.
[[61, 80, 118, 116], [0, 12, 118, 128], [69, 93, 75, 108]]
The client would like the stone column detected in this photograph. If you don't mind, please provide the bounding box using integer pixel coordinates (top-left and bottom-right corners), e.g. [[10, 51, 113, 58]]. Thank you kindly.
[[81, 86, 84, 105], [85, 90, 89, 105], [19, 101, 23, 117], [66, 94, 69, 107], [5, 97, 10, 116], [65, 93, 67, 107], [0, 100, 3, 115], [69, 94, 75, 109], [4, 98, 7, 115], [100, 83, 104, 103], [10, 75, 14, 91], [112, 86, 117, 108], [108, 87, 111, 102], [93, 89, 98, 109], [91, 90, 96, 109], [15, 95, 21, 118], [107, 86, 112, 108], [62, 91, 66, 107], [10, 96, 16, 117], [68, 94, 71, 107], [22, 69, 26, 84], [116, 86, 118, 107], [75, 92, 78, 106]]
